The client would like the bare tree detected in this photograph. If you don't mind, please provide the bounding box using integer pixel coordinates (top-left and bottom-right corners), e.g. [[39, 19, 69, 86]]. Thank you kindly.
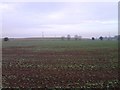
[[67, 34, 71, 40], [78, 36, 82, 40], [61, 36, 65, 40], [74, 35, 78, 40]]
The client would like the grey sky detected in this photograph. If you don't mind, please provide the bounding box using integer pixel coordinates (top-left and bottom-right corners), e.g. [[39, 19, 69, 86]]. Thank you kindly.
[[1, 1, 118, 38]]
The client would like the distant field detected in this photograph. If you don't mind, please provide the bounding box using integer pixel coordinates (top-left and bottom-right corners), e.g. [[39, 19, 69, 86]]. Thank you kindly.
[[2, 39, 118, 49], [2, 39, 119, 88]]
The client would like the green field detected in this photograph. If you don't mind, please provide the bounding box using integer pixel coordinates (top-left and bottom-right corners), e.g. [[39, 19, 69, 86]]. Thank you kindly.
[[2, 39, 118, 49], [2, 39, 119, 88]]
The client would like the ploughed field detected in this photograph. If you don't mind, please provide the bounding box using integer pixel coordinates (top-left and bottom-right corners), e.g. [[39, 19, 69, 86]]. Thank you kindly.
[[2, 39, 119, 88]]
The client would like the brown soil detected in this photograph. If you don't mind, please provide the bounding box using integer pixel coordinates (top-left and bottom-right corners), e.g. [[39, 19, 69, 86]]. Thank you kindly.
[[2, 47, 118, 88]]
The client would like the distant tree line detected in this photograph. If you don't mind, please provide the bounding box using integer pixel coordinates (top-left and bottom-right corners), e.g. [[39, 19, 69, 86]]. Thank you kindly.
[[61, 35, 105, 41], [61, 34, 82, 40], [91, 35, 120, 41], [91, 36, 104, 40], [3, 35, 119, 41]]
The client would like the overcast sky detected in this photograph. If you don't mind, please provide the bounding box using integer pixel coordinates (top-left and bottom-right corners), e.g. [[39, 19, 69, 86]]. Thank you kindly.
[[1, 1, 118, 38]]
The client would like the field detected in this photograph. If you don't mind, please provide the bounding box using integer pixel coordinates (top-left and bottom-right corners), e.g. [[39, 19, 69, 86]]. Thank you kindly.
[[2, 39, 119, 88]]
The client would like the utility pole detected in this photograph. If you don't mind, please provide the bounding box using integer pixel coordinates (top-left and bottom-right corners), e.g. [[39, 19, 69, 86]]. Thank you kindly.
[[42, 32, 44, 38], [108, 32, 111, 40]]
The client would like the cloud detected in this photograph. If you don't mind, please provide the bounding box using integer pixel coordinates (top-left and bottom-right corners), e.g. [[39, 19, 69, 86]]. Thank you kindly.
[[47, 11, 65, 20], [0, 3, 17, 12], [83, 20, 118, 24], [2, 0, 119, 2], [2, 2, 118, 38], [0, 3, 9, 10]]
